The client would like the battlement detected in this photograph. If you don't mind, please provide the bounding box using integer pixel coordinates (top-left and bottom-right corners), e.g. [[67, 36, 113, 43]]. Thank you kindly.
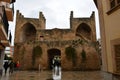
[[16, 10, 24, 18], [39, 12, 46, 21], [70, 11, 73, 18], [90, 11, 95, 20], [39, 12, 46, 29]]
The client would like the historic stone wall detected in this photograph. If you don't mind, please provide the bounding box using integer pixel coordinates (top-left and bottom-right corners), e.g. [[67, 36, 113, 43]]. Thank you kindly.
[[14, 10, 101, 70]]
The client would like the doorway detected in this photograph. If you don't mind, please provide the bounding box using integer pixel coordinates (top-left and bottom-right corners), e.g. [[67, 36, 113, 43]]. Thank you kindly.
[[47, 48, 61, 69]]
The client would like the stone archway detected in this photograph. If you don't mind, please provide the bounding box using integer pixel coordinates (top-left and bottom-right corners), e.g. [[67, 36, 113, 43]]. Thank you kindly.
[[47, 48, 61, 69], [20, 23, 36, 42], [76, 23, 91, 40]]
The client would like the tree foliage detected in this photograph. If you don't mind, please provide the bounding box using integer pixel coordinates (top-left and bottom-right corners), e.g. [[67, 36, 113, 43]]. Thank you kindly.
[[65, 46, 77, 65], [32, 46, 42, 65], [81, 49, 86, 61]]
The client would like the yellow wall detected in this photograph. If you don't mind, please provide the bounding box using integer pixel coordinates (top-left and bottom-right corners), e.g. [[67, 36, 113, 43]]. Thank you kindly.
[[100, 0, 120, 73]]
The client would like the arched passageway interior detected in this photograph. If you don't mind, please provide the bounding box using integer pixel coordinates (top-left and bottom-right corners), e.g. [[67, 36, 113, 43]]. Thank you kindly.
[[76, 23, 91, 40], [20, 23, 36, 42], [47, 48, 61, 69]]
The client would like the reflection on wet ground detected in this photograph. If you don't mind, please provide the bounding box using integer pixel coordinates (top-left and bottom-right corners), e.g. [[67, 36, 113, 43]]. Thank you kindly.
[[0, 67, 104, 80], [53, 66, 61, 80]]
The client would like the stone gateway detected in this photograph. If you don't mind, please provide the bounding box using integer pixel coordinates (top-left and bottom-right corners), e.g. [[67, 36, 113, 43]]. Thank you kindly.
[[14, 10, 101, 70]]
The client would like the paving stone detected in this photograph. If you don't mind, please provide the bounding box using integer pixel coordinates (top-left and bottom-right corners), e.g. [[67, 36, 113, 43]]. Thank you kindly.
[[0, 70, 104, 80]]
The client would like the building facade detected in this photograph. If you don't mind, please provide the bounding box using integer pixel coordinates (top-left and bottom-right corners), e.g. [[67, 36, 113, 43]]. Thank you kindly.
[[14, 10, 101, 70], [94, 0, 120, 80], [0, 0, 15, 75], [5, 46, 14, 58]]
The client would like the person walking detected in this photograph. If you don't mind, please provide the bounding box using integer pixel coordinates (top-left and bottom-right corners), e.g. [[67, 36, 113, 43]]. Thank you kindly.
[[16, 61, 20, 71], [9, 60, 14, 74], [3, 61, 9, 75]]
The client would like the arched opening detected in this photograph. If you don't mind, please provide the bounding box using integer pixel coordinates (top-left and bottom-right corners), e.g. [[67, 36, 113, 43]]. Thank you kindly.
[[47, 48, 61, 69], [76, 23, 91, 40], [20, 23, 36, 42], [32, 46, 42, 66]]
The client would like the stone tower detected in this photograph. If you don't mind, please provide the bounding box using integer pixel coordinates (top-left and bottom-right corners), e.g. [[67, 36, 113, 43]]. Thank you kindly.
[[14, 10, 100, 70]]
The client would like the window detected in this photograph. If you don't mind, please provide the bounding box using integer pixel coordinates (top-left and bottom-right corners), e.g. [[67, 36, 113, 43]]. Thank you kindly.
[[117, 0, 120, 4], [107, 0, 120, 14], [111, 38, 120, 74], [110, 0, 115, 8], [114, 45, 120, 72], [110, 0, 120, 8]]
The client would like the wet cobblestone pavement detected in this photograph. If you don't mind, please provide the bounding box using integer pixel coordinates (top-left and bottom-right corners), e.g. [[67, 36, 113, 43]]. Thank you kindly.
[[0, 70, 104, 80]]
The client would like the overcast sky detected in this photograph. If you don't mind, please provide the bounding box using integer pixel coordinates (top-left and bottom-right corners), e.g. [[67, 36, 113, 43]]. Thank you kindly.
[[9, 0, 100, 45]]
